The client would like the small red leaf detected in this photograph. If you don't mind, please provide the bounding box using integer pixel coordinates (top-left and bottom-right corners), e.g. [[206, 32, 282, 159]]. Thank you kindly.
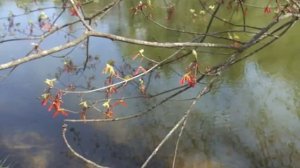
[[113, 100, 128, 107], [264, 6, 271, 14], [134, 66, 147, 76]]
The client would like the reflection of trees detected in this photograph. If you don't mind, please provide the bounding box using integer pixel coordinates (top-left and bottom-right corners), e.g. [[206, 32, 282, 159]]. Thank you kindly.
[[0, 0, 300, 167], [15, 0, 48, 9]]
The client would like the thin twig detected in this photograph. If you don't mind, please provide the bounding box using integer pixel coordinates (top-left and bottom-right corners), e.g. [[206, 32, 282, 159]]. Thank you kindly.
[[200, 2, 221, 42], [62, 124, 109, 168], [69, 0, 94, 31], [141, 82, 212, 168]]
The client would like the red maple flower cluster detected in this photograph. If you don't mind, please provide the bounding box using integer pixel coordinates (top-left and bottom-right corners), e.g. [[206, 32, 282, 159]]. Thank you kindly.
[[48, 91, 68, 118], [180, 73, 197, 87], [264, 6, 271, 14], [131, 1, 149, 15], [104, 110, 112, 118], [106, 86, 117, 97], [103, 100, 127, 119], [63, 60, 77, 73], [134, 66, 147, 76], [41, 91, 68, 118]]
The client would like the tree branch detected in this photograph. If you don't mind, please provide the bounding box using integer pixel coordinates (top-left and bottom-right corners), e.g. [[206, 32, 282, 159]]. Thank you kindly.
[[62, 124, 109, 168], [0, 33, 88, 70], [88, 31, 237, 49]]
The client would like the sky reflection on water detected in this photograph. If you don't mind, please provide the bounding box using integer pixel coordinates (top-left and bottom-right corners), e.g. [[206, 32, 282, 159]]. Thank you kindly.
[[0, 1, 299, 168]]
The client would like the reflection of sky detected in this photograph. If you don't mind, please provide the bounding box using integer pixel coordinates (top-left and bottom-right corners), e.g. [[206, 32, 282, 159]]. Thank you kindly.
[[0, 1, 299, 168], [0, 1, 149, 167], [244, 62, 299, 128], [0, 1, 113, 167]]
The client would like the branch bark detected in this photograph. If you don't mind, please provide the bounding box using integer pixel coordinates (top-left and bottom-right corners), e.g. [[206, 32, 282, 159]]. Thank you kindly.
[[0, 30, 236, 70], [0, 33, 87, 70]]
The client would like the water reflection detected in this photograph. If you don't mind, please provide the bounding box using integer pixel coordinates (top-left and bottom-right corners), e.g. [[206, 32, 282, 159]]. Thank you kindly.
[[0, 0, 299, 168], [1, 132, 53, 167]]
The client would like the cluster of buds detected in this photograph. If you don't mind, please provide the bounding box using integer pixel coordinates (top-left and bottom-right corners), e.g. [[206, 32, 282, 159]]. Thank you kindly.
[[131, 1, 149, 15], [41, 79, 68, 118], [180, 51, 199, 87], [102, 99, 127, 119]]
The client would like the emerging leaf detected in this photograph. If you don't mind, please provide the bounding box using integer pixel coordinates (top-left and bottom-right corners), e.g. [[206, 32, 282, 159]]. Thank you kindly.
[[41, 93, 51, 106], [228, 33, 233, 40], [103, 64, 116, 76], [79, 101, 88, 109], [38, 12, 48, 21], [41, 93, 50, 99], [209, 5, 215, 10], [147, 0, 152, 7], [228, 33, 240, 40], [102, 99, 111, 109], [192, 49, 197, 60], [44, 78, 56, 88], [233, 33, 240, 40], [139, 49, 144, 54], [199, 10, 206, 15], [133, 49, 145, 60]]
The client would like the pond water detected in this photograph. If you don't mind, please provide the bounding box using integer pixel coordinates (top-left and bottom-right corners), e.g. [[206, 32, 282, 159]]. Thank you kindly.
[[0, 0, 299, 168]]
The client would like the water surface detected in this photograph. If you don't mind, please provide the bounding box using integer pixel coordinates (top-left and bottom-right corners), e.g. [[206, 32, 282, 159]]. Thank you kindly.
[[0, 1, 299, 168]]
